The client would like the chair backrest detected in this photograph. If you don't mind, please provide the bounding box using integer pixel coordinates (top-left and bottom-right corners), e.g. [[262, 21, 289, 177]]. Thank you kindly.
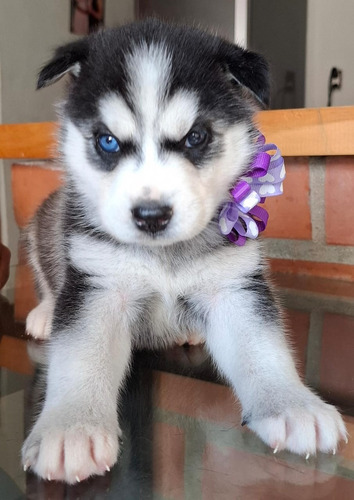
[[1, 107, 354, 161]]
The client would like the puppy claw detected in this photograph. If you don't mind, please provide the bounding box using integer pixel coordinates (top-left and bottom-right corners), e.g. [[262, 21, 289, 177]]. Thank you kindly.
[[333, 449, 336, 455], [106, 465, 110, 472], [47, 474, 51, 481], [273, 445, 279, 454], [23, 463, 29, 472], [305, 453, 310, 460], [76, 476, 81, 483]]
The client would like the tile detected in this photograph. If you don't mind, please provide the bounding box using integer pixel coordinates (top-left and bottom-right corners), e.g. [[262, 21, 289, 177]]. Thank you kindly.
[[284, 309, 310, 378], [0, 469, 24, 500], [0, 368, 29, 397], [325, 157, 354, 246], [270, 259, 354, 282], [153, 371, 240, 426], [319, 313, 354, 408], [272, 272, 354, 298], [2, 271, 354, 498], [341, 416, 354, 462], [0, 391, 26, 493], [263, 157, 312, 240], [202, 443, 354, 500], [153, 422, 185, 500]]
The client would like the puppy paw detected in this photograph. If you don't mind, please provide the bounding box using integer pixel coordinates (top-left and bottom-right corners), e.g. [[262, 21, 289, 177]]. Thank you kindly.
[[26, 300, 53, 340], [22, 415, 120, 483], [247, 395, 347, 457]]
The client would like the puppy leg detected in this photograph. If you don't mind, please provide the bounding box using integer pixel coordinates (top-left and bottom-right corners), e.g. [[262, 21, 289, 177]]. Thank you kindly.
[[25, 218, 56, 340], [22, 290, 131, 483], [205, 281, 347, 457], [25, 191, 65, 340]]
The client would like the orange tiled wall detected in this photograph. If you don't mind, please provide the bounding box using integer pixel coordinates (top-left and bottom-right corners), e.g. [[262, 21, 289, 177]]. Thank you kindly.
[[263, 156, 354, 281], [11, 157, 354, 291], [325, 157, 354, 246], [263, 157, 312, 240]]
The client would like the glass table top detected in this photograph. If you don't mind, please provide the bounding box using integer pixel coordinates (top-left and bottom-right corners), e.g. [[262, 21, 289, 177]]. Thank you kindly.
[[1, 269, 354, 499]]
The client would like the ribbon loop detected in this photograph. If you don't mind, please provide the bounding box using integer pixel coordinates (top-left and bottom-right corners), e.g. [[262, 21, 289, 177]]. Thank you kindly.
[[218, 131, 286, 246]]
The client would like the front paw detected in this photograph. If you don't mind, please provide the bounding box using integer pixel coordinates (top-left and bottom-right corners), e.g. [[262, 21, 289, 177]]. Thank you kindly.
[[22, 411, 120, 483], [26, 301, 53, 340], [246, 392, 347, 457]]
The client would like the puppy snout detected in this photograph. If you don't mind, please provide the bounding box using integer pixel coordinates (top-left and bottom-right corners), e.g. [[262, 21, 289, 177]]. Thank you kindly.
[[132, 203, 173, 234]]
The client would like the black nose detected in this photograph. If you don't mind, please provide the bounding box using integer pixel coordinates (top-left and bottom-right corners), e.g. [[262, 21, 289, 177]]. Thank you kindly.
[[132, 204, 173, 234]]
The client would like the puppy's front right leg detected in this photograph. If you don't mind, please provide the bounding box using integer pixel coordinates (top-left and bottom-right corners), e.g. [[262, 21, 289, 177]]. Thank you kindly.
[[22, 288, 132, 484]]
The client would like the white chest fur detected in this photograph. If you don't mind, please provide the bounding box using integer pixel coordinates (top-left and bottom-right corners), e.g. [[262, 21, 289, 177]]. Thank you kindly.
[[68, 234, 261, 340]]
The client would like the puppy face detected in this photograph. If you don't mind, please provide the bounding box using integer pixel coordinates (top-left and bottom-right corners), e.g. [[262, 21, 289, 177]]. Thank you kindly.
[[39, 20, 269, 246]]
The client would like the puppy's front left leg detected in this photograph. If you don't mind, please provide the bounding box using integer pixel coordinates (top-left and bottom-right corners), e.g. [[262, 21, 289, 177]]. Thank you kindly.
[[22, 290, 131, 484], [205, 278, 347, 457]]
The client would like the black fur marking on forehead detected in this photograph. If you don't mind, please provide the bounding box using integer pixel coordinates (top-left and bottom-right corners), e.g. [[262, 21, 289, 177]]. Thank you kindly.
[[38, 19, 269, 124]]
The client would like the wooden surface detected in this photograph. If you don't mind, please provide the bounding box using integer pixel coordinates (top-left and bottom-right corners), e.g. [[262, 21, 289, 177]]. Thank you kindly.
[[11, 163, 62, 228], [256, 106, 354, 156], [1, 106, 354, 159], [0, 121, 58, 159]]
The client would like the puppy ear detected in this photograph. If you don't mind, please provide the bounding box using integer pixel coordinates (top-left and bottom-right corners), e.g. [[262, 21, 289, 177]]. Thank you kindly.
[[218, 42, 270, 108], [37, 38, 89, 89]]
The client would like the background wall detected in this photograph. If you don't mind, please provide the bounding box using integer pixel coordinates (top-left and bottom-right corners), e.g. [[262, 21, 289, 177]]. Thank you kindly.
[[0, 0, 135, 125], [306, 0, 354, 108], [139, 0, 235, 41], [248, 0, 307, 110], [263, 156, 354, 281]]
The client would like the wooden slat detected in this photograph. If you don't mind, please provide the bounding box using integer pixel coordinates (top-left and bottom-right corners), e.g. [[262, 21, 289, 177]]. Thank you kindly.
[[257, 106, 354, 156], [0, 121, 58, 159], [1, 106, 354, 159]]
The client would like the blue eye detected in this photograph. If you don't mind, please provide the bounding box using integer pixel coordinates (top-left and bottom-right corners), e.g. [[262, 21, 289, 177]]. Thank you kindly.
[[97, 134, 120, 153]]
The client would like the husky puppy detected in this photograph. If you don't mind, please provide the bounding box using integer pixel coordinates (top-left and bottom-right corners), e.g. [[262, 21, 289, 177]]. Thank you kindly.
[[22, 19, 346, 483]]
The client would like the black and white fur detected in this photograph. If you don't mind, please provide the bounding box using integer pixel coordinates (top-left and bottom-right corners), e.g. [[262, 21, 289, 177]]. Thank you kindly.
[[23, 20, 346, 483]]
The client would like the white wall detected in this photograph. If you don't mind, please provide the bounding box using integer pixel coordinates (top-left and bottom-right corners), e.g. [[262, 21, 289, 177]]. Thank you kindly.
[[0, 2, 75, 124], [105, 0, 136, 27], [0, 0, 135, 125], [306, 0, 354, 108], [0, 0, 135, 291], [139, 0, 235, 42]]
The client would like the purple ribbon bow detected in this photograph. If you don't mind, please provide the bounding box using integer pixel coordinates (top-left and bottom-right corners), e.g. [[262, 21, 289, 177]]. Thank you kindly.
[[219, 133, 286, 246]]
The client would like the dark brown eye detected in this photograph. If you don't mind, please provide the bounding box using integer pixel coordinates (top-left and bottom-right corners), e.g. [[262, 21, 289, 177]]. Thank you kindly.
[[185, 127, 208, 148]]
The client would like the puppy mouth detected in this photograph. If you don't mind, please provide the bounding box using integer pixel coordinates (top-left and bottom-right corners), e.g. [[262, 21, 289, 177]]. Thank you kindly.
[[135, 220, 171, 236]]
